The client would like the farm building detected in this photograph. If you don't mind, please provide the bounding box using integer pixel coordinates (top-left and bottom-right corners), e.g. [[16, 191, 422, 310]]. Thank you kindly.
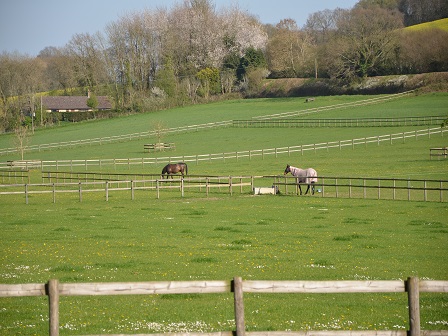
[[41, 91, 112, 113]]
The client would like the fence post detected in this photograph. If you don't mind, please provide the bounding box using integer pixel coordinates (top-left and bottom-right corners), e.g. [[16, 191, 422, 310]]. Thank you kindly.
[[408, 179, 411, 201], [393, 179, 396, 200], [105, 181, 109, 201], [335, 178, 338, 198], [229, 176, 233, 196], [378, 179, 381, 200], [424, 181, 427, 201], [25, 184, 28, 204], [349, 179, 352, 198], [131, 181, 134, 200], [364, 179, 366, 199], [407, 277, 420, 336], [233, 277, 245, 336], [48, 279, 59, 336], [441, 181, 443, 202], [322, 177, 325, 197], [181, 178, 184, 197]]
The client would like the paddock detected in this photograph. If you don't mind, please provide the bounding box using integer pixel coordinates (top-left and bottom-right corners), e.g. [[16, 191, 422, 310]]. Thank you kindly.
[[1, 92, 447, 336]]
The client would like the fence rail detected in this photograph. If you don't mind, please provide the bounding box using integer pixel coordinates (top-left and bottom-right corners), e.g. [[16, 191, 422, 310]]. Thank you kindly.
[[1, 173, 446, 203], [0, 168, 29, 184], [272, 175, 447, 202], [1, 127, 446, 171], [0, 277, 446, 336], [430, 147, 448, 159], [0, 175, 255, 203], [233, 116, 446, 128]]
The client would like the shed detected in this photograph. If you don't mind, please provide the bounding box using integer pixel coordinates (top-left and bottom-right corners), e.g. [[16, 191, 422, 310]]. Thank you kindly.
[[42, 92, 112, 112]]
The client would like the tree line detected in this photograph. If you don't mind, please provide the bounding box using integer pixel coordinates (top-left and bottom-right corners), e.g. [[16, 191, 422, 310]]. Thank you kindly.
[[0, 0, 447, 133]]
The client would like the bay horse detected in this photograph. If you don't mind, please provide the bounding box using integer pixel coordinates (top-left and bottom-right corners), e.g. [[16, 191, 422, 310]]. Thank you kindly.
[[161, 162, 188, 179], [284, 164, 318, 195]]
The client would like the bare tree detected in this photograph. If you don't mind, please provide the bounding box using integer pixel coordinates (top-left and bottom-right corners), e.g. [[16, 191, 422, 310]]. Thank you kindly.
[[267, 19, 315, 78], [0, 53, 45, 131], [66, 32, 108, 88], [13, 125, 30, 160], [305, 9, 343, 44], [43, 48, 77, 92], [151, 120, 167, 146], [397, 28, 448, 73], [327, 7, 403, 79]]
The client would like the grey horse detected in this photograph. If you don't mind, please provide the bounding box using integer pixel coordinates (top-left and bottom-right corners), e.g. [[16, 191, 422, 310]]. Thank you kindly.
[[284, 164, 318, 195]]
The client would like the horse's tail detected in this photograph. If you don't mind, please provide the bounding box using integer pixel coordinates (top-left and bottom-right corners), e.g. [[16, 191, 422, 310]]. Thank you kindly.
[[161, 166, 167, 178], [184, 163, 188, 175]]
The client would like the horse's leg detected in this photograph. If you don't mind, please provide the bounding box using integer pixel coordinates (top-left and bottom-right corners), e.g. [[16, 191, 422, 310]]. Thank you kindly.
[[311, 182, 315, 195], [304, 184, 310, 195], [298, 184, 302, 195]]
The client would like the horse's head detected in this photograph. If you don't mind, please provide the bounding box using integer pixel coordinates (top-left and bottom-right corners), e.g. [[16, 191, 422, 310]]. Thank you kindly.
[[284, 164, 291, 175]]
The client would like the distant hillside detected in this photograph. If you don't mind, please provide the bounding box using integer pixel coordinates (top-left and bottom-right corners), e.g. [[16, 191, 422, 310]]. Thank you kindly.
[[259, 72, 448, 97], [403, 18, 448, 32]]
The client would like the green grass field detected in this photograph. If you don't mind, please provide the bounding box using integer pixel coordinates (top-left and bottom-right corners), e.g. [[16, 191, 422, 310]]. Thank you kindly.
[[0, 92, 447, 335]]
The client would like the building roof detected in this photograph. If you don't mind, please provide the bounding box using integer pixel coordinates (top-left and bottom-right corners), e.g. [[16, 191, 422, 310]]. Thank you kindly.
[[42, 95, 112, 111]]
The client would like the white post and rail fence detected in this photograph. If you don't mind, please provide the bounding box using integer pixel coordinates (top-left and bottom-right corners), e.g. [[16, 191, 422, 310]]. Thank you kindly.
[[1, 127, 447, 168], [0, 277, 446, 336]]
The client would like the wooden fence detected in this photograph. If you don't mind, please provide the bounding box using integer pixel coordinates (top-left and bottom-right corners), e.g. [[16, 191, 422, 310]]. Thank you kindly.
[[430, 147, 448, 160], [233, 116, 446, 128], [0, 175, 255, 204], [0, 168, 29, 184], [272, 175, 448, 202], [144, 142, 176, 152], [1, 173, 446, 203], [0, 277, 446, 336], [1, 127, 446, 171]]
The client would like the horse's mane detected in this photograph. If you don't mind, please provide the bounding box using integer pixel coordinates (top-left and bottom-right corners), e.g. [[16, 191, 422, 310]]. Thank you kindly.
[[289, 166, 302, 176]]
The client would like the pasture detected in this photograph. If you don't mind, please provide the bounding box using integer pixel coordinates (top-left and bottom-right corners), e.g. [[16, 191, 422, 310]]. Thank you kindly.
[[0, 92, 447, 335]]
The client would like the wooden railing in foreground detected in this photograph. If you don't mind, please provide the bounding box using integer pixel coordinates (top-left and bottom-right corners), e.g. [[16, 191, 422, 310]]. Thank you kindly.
[[0, 277, 446, 336]]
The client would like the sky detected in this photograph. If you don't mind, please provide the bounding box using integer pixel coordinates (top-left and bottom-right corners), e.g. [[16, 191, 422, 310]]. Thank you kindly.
[[0, 0, 359, 57]]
